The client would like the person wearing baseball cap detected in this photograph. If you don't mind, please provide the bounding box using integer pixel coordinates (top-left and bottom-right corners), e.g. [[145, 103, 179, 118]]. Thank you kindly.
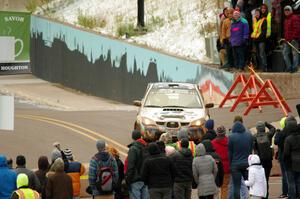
[[282, 5, 300, 73]]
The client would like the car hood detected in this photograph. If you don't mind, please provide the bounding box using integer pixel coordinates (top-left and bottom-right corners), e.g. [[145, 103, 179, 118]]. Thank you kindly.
[[140, 107, 206, 122]]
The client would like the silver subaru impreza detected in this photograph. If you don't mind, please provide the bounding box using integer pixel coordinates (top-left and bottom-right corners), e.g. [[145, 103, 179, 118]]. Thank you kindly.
[[133, 82, 214, 139]]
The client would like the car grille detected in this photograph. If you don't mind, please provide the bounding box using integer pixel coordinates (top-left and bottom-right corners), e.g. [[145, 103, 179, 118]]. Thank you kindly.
[[156, 121, 190, 128], [180, 122, 190, 126], [166, 121, 179, 128]]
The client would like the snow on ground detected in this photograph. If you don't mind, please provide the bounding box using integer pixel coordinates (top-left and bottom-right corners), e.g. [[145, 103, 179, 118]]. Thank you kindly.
[[35, 0, 224, 63]]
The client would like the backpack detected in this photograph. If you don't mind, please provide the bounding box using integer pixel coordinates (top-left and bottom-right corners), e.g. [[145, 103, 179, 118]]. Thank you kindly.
[[94, 157, 114, 194], [255, 133, 273, 161]]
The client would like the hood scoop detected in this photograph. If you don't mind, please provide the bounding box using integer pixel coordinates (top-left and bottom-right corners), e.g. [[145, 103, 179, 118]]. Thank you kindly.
[[160, 114, 185, 119], [163, 108, 184, 112]]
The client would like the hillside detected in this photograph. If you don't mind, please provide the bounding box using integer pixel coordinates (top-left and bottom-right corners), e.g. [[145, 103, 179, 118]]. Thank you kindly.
[[34, 0, 225, 63]]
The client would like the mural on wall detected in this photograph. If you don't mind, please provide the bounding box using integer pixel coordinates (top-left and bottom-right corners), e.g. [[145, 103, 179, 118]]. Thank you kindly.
[[31, 16, 234, 104]]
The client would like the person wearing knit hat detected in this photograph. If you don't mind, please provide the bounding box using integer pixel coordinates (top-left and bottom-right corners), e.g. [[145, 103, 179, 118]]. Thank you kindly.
[[165, 146, 176, 157], [212, 125, 230, 199], [230, 7, 249, 71], [233, 10, 240, 18], [141, 142, 176, 199], [253, 121, 276, 199], [284, 5, 293, 12], [171, 137, 193, 199], [131, 130, 141, 140], [89, 140, 118, 197], [96, 140, 106, 152], [64, 149, 73, 161], [282, 4, 300, 73], [216, 125, 226, 135], [64, 149, 86, 198], [203, 119, 217, 141], [126, 130, 148, 198]]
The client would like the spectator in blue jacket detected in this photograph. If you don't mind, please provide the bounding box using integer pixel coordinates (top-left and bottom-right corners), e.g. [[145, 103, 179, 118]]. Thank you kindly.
[[88, 140, 118, 197], [228, 121, 253, 199], [0, 154, 17, 199], [230, 10, 249, 71]]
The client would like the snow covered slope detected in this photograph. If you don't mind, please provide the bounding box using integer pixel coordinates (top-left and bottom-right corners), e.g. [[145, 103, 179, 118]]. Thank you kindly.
[[35, 0, 225, 63]]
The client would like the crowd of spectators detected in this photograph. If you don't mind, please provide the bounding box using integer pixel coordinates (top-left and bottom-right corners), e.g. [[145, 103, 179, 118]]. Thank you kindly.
[[217, 0, 300, 73], [1, 112, 300, 199]]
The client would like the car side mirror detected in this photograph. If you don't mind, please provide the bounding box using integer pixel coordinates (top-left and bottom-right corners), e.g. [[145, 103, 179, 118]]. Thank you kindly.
[[133, 100, 142, 107], [205, 103, 214, 108]]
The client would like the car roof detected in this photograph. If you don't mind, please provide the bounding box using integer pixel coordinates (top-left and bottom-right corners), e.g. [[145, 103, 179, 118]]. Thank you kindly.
[[150, 82, 196, 90]]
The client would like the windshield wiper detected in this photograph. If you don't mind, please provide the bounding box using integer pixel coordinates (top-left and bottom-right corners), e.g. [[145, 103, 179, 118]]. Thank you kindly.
[[144, 105, 162, 108]]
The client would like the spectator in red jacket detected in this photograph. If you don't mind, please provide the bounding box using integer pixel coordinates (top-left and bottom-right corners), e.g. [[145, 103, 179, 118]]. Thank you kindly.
[[282, 5, 300, 73], [212, 126, 230, 199]]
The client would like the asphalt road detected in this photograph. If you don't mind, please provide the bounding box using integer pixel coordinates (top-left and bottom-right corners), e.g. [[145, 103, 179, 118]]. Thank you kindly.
[[1, 99, 299, 169]]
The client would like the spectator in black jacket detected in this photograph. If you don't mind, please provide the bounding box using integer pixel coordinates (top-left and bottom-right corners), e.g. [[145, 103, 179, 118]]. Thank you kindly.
[[283, 117, 300, 199], [141, 142, 176, 199], [275, 116, 297, 157], [125, 130, 148, 199], [171, 138, 193, 199], [253, 121, 276, 199], [15, 155, 41, 192], [274, 117, 288, 198]]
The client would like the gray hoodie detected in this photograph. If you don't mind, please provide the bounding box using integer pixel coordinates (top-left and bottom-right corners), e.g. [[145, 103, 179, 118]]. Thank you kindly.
[[192, 143, 218, 196]]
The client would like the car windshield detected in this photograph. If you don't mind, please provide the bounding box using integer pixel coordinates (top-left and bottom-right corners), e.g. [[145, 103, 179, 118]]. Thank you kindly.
[[144, 88, 203, 108]]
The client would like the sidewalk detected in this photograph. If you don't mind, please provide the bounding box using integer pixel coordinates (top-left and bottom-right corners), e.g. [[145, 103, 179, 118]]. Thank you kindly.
[[0, 74, 137, 111]]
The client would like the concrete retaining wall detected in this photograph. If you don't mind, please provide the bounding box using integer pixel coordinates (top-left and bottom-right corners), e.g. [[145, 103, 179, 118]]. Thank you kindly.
[[259, 73, 300, 99], [30, 15, 234, 105], [236, 73, 300, 100]]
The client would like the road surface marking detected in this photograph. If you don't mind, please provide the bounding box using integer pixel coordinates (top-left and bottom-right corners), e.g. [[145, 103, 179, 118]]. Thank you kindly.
[[16, 115, 128, 157], [19, 114, 129, 152]]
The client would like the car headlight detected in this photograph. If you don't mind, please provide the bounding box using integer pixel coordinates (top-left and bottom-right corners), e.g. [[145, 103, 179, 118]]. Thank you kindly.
[[141, 117, 157, 126], [190, 118, 205, 127]]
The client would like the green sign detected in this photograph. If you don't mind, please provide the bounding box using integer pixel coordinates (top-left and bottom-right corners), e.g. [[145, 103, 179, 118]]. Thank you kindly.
[[0, 11, 31, 74]]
